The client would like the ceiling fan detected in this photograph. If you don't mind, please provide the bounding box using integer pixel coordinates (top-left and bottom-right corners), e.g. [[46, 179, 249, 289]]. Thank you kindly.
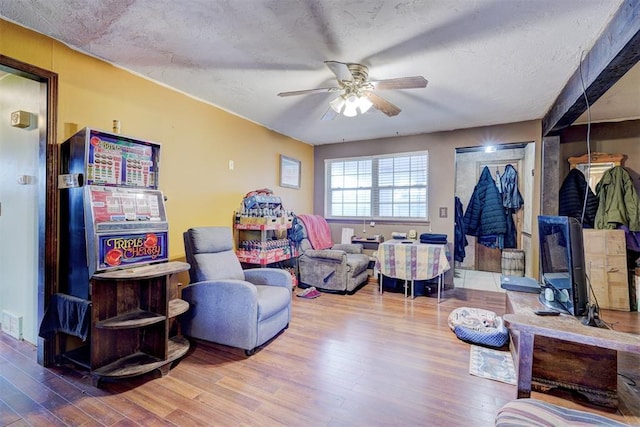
[[277, 61, 428, 120]]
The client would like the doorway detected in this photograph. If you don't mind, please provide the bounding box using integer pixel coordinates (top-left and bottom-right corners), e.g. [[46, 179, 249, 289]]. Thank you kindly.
[[0, 71, 41, 344], [454, 142, 534, 285], [0, 54, 58, 365]]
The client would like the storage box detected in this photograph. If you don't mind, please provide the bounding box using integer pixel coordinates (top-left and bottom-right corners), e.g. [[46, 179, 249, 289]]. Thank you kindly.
[[239, 216, 278, 225], [583, 229, 630, 311]]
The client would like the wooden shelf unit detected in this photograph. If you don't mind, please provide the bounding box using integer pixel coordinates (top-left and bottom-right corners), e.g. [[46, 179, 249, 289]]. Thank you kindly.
[[89, 261, 190, 386], [234, 221, 295, 266]]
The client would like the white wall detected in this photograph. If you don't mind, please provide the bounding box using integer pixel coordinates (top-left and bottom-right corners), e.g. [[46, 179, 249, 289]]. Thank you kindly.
[[0, 73, 40, 344]]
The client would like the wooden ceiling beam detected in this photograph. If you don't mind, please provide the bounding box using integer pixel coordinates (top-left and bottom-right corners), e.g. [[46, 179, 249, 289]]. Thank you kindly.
[[543, 0, 640, 136]]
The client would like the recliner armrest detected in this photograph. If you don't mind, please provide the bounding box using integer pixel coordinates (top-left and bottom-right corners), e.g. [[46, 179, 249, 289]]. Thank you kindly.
[[182, 279, 258, 302], [302, 249, 347, 262], [331, 243, 363, 254], [244, 268, 292, 289]]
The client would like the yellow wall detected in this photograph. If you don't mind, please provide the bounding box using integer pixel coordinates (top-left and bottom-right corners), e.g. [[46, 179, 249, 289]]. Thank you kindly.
[[1, 19, 314, 260]]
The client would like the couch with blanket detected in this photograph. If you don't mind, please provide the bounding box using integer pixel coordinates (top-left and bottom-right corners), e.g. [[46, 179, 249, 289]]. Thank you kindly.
[[295, 214, 370, 294]]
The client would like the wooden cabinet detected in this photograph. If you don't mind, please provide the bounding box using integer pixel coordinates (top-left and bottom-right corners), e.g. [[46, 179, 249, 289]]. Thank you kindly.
[[505, 291, 618, 408], [583, 229, 630, 311], [85, 261, 190, 386]]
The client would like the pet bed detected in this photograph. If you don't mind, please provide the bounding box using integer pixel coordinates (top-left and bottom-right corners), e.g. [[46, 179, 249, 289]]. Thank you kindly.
[[448, 307, 509, 348]]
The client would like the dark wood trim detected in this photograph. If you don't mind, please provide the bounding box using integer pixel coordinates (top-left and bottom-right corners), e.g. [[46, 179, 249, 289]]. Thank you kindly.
[[0, 54, 59, 366], [542, 0, 640, 136]]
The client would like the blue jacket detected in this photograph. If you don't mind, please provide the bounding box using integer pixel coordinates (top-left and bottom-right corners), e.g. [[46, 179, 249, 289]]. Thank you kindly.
[[454, 196, 468, 262], [463, 166, 507, 237]]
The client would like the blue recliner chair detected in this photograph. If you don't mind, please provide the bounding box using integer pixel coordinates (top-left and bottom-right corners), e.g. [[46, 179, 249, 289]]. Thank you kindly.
[[182, 226, 292, 356]]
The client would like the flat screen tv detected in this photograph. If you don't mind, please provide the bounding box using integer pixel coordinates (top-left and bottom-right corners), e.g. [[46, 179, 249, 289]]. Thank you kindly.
[[538, 215, 588, 316]]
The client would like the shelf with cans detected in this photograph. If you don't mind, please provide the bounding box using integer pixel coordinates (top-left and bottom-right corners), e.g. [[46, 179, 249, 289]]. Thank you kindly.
[[236, 235, 296, 265], [233, 190, 296, 267]]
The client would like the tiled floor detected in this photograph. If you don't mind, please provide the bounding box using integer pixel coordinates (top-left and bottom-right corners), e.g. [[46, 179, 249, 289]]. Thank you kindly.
[[454, 268, 505, 293]]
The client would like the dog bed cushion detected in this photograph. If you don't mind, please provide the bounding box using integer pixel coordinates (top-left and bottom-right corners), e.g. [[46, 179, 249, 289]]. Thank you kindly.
[[448, 307, 509, 348]]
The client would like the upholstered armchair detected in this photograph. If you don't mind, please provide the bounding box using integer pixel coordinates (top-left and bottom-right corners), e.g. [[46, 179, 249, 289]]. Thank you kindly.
[[182, 227, 292, 356], [295, 215, 370, 294]]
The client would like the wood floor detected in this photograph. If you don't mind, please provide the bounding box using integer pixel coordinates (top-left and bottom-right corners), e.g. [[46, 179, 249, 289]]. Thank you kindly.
[[1, 283, 638, 426]]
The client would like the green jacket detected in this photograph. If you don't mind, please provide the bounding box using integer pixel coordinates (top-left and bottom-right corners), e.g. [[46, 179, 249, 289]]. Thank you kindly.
[[595, 166, 640, 231]]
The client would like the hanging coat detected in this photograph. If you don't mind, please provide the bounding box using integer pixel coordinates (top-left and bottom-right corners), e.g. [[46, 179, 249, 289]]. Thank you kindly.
[[558, 168, 598, 228], [595, 166, 640, 231], [500, 164, 524, 248], [454, 196, 468, 262], [500, 164, 524, 210], [463, 166, 508, 238]]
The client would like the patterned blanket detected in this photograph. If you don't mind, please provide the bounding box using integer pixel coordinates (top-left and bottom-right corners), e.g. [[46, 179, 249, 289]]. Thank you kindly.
[[298, 214, 333, 250]]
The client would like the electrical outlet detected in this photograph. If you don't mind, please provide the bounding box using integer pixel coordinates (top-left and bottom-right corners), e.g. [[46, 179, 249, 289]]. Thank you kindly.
[[1, 311, 23, 340], [10, 110, 30, 128]]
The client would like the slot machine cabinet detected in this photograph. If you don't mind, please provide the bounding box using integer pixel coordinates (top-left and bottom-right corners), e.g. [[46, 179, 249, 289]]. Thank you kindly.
[[58, 128, 189, 386], [59, 128, 167, 299]]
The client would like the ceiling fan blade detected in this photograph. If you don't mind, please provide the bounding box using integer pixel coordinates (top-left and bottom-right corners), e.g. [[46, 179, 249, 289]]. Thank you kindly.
[[369, 76, 428, 90], [324, 60, 353, 82], [277, 86, 340, 97], [321, 106, 338, 121], [362, 91, 401, 117]]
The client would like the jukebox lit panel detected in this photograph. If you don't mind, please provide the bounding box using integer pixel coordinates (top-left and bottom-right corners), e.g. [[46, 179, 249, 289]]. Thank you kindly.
[[85, 129, 159, 189], [85, 185, 169, 273], [88, 185, 165, 222], [96, 231, 168, 271]]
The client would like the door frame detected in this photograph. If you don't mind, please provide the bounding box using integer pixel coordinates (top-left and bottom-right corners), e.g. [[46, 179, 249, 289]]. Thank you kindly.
[[454, 142, 533, 274], [0, 54, 58, 366]]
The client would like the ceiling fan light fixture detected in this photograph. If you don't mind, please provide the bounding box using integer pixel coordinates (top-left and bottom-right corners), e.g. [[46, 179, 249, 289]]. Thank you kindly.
[[343, 94, 359, 117], [279, 60, 428, 120], [329, 95, 346, 114], [357, 95, 373, 114]]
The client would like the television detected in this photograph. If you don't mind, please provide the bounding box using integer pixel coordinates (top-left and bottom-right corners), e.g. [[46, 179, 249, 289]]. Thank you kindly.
[[538, 215, 588, 316]]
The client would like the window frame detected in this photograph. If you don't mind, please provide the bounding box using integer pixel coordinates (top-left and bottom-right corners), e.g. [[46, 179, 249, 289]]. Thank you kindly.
[[324, 150, 429, 222]]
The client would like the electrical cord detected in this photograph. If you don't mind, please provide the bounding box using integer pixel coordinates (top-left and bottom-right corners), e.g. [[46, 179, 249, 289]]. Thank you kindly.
[[578, 49, 592, 227], [577, 50, 609, 329], [583, 273, 611, 329]]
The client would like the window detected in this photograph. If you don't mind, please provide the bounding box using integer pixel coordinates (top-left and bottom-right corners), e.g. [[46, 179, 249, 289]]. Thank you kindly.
[[325, 151, 428, 220]]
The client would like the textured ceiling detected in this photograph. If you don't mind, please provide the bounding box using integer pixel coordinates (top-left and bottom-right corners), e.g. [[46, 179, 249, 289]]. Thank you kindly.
[[0, 0, 631, 145]]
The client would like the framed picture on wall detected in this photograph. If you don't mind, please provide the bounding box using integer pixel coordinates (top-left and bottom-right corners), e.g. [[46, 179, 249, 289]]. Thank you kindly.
[[280, 155, 301, 189]]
